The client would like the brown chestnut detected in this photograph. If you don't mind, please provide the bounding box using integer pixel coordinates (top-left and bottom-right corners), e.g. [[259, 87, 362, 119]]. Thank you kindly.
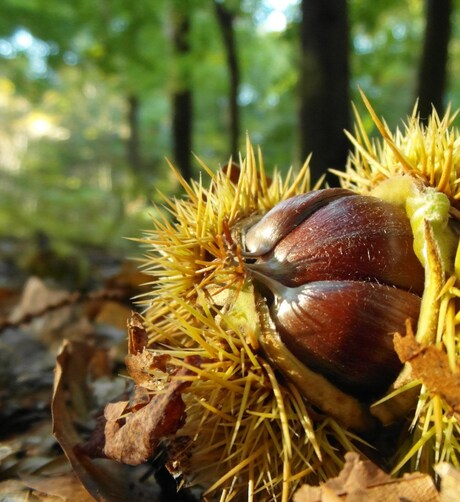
[[245, 188, 354, 256], [244, 189, 424, 399], [245, 190, 424, 295], [262, 278, 420, 398]]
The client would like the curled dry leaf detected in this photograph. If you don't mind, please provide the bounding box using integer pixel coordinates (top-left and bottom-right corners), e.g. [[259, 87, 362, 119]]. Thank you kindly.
[[127, 312, 148, 355], [83, 370, 192, 465], [394, 330, 460, 420], [124, 350, 158, 388], [52, 340, 161, 501], [124, 314, 175, 389], [82, 355, 206, 466], [294, 452, 440, 502], [124, 313, 161, 388]]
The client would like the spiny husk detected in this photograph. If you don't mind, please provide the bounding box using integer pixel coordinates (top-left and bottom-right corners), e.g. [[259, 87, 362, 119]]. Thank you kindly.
[[335, 91, 460, 475], [136, 98, 460, 500], [137, 139, 366, 501]]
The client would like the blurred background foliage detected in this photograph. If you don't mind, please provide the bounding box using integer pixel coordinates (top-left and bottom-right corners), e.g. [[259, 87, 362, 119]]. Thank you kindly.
[[0, 0, 457, 269]]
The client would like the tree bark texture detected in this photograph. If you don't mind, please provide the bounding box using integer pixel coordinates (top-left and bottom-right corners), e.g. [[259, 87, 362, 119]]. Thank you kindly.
[[214, 1, 240, 160], [298, 0, 350, 185], [416, 0, 452, 120], [127, 94, 142, 173], [171, 5, 193, 181]]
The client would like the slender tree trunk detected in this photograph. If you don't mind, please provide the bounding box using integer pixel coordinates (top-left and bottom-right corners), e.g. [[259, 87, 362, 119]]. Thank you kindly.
[[416, 0, 452, 119], [127, 94, 142, 172], [172, 89, 193, 180], [171, 5, 193, 181], [214, 1, 240, 159], [298, 0, 350, 185]]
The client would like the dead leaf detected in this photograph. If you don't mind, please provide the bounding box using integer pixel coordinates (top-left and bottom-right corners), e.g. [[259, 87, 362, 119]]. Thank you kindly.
[[127, 312, 148, 355], [102, 379, 189, 465], [0, 479, 33, 501], [20, 472, 95, 502], [82, 358, 204, 465], [8, 277, 93, 349], [9, 277, 70, 323], [125, 350, 158, 387], [294, 452, 440, 502], [436, 462, 460, 502], [52, 340, 162, 501], [394, 330, 460, 420]]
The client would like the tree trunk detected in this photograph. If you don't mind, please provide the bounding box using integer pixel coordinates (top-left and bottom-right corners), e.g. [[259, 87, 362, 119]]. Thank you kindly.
[[298, 0, 350, 185], [171, 5, 193, 181], [416, 0, 452, 119], [214, 1, 240, 160], [127, 94, 142, 173]]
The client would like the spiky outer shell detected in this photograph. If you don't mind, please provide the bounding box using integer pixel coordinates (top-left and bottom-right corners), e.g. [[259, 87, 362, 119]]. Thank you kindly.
[[139, 144, 349, 501], [136, 96, 460, 501], [138, 144, 362, 501], [337, 93, 460, 475]]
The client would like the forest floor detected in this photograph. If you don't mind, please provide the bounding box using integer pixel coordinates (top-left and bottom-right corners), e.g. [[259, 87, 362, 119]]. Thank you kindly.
[[0, 236, 458, 502], [0, 236, 197, 501]]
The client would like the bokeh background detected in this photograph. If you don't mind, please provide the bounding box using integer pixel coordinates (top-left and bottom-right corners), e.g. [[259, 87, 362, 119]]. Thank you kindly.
[[0, 0, 456, 287]]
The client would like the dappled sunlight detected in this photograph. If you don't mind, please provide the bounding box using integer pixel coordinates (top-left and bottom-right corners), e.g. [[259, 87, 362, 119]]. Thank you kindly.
[[1, 1, 460, 500]]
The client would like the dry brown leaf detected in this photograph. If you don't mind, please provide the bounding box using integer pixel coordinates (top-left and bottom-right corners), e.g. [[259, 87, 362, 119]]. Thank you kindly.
[[52, 339, 161, 501], [127, 312, 148, 355], [8, 277, 93, 348], [9, 277, 70, 323], [20, 472, 95, 502], [82, 359, 202, 465], [294, 452, 440, 502], [0, 479, 33, 501], [101, 377, 189, 465], [436, 462, 460, 502], [125, 350, 158, 387], [394, 331, 460, 419]]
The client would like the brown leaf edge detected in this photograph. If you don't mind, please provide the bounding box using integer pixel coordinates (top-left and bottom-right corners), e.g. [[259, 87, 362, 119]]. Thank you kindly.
[[394, 326, 460, 421], [294, 452, 440, 502]]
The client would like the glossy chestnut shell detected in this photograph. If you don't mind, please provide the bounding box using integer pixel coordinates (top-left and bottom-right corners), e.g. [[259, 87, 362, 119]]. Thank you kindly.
[[245, 189, 424, 295], [270, 280, 420, 397], [244, 188, 424, 399]]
